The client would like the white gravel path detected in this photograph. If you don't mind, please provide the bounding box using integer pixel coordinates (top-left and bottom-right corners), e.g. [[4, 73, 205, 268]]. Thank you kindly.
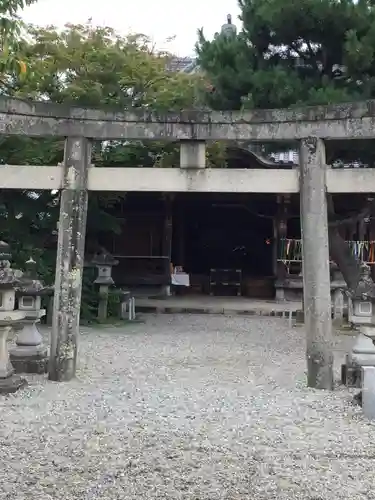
[[1, 314, 374, 500]]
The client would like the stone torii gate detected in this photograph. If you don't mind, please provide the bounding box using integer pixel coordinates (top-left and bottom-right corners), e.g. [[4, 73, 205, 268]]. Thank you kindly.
[[1, 97, 375, 390]]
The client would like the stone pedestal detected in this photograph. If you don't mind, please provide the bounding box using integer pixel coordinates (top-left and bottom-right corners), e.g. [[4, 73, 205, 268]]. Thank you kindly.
[[342, 274, 375, 387], [349, 328, 375, 365], [343, 326, 375, 387], [362, 366, 375, 420], [98, 285, 109, 322], [0, 312, 27, 394], [332, 288, 345, 321], [0, 325, 14, 379], [9, 310, 47, 374]]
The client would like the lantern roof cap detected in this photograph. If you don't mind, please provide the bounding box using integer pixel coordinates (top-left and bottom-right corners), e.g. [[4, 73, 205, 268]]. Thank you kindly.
[[348, 263, 375, 300], [91, 249, 119, 267], [0, 241, 22, 288], [16, 256, 48, 295]]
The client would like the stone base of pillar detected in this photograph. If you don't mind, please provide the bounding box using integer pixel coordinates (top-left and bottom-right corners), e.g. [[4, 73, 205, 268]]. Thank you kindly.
[[295, 310, 304, 324], [0, 374, 27, 394], [341, 357, 361, 388], [332, 288, 345, 321], [9, 345, 48, 374], [349, 331, 375, 364], [361, 366, 375, 419], [343, 329, 375, 387]]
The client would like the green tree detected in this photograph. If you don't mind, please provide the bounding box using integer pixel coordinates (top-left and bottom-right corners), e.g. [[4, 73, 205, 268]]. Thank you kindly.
[[197, 0, 375, 110], [0, 22, 217, 321], [10, 22, 202, 108], [196, 0, 375, 284], [0, 0, 36, 77], [197, 0, 375, 389], [197, 1, 375, 159]]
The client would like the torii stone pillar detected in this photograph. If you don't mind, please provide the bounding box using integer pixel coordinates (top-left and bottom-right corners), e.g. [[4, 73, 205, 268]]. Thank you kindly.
[[49, 137, 91, 382], [299, 137, 334, 390]]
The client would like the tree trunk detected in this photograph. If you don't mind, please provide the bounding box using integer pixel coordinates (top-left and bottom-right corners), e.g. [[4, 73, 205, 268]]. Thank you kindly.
[[328, 226, 361, 291], [327, 194, 362, 293]]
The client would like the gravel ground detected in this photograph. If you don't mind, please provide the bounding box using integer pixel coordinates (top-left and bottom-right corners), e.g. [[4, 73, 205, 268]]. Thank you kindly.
[[1, 314, 374, 500]]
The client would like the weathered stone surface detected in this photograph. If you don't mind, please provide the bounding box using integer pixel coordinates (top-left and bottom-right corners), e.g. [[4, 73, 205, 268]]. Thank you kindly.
[[10, 351, 48, 374], [0, 375, 27, 394], [49, 137, 91, 382], [2, 96, 375, 140], [10, 319, 48, 375], [4, 166, 375, 194], [362, 366, 375, 419], [2, 95, 375, 123], [300, 137, 334, 390], [180, 141, 206, 168]]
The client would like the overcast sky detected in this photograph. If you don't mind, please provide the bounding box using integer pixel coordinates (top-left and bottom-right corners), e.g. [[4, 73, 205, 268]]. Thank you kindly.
[[22, 0, 241, 56]]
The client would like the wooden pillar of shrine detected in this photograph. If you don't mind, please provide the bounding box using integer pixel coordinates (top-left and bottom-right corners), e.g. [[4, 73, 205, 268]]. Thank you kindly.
[[274, 194, 290, 279], [162, 194, 173, 296], [367, 197, 375, 279], [174, 202, 185, 269]]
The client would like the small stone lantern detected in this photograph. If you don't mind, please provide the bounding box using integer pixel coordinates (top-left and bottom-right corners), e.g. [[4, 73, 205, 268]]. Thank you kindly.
[[0, 241, 27, 394], [9, 257, 49, 374], [343, 264, 375, 386], [91, 250, 119, 321]]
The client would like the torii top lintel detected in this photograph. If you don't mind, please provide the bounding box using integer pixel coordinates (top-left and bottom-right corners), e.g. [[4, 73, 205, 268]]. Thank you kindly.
[[0, 96, 375, 141]]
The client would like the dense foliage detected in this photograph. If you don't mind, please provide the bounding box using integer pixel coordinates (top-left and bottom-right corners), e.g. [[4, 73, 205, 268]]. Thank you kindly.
[[0, 21, 210, 320], [197, 0, 375, 304], [197, 0, 375, 110], [4, 0, 374, 321], [0, 0, 36, 76], [196, 0, 375, 163]]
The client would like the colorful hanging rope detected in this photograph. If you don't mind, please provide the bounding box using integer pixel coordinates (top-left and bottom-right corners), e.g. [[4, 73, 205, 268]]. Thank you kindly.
[[278, 238, 303, 261], [347, 240, 375, 263], [278, 239, 375, 264]]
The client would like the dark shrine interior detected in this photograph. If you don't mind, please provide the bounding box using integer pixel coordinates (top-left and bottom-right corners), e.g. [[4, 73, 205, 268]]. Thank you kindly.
[[93, 183, 374, 297], [175, 193, 275, 277], [96, 192, 281, 296]]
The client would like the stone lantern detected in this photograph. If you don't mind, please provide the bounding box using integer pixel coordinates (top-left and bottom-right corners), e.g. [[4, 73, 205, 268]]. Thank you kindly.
[[343, 263, 375, 387], [91, 250, 119, 321], [9, 257, 49, 374], [221, 14, 237, 38], [0, 241, 27, 394]]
